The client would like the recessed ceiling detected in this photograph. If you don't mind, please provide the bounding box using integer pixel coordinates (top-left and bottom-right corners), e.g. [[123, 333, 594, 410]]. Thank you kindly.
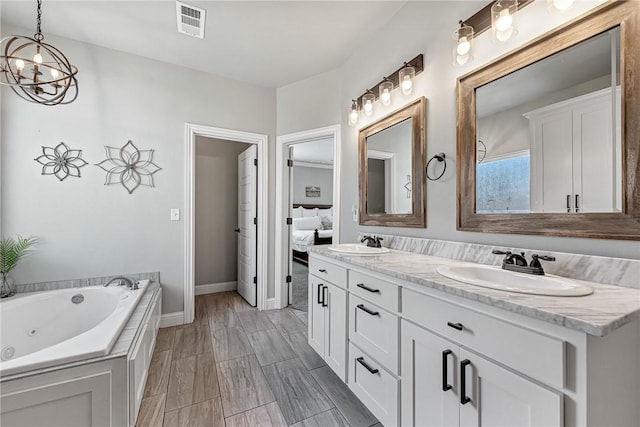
[[1, 0, 409, 88]]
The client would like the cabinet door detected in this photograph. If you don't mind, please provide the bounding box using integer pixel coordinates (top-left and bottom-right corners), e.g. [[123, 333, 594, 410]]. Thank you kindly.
[[459, 348, 562, 427], [308, 275, 325, 357], [401, 320, 459, 427], [129, 323, 150, 426], [325, 283, 347, 381]]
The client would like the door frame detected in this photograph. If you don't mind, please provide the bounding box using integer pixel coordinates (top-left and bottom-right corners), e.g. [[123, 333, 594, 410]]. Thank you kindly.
[[184, 123, 269, 322], [274, 124, 341, 309]]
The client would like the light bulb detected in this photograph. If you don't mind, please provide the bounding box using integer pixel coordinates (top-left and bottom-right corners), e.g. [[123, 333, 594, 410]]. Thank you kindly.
[[364, 100, 373, 116], [552, 0, 574, 10], [33, 53, 43, 64], [496, 9, 513, 32], [496, 28, 514, 42], [401, 76, 413, 95], [381, 89, 391, 106], [15, 59, 25, 70], [456, 37, 471, 56], [50, 68, 60, 79], [349, 109, 359, 125]]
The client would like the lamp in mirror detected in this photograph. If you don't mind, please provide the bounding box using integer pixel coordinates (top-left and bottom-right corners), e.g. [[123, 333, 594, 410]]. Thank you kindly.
[[491, 0, 518, 43], [348, 99, 359, 127], [453, 21, 475, 66], [379, 77, 393, 106], [363, 90, 375, 116], [399, 63, 415, 95]]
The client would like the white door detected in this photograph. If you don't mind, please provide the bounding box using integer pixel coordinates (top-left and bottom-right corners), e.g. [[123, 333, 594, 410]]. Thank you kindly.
[[237, 145, 257, 306]]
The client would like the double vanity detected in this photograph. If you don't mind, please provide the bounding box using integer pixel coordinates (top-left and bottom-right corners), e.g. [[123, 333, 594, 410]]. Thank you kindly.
[[308, 244, 640, 427]]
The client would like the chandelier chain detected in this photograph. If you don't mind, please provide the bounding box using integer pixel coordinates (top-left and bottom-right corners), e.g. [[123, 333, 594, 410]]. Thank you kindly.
[[35, 0, 44, 41]]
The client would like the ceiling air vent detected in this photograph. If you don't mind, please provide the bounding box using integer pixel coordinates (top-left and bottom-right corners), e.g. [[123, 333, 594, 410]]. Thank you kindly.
[[176, 1, 206, 39]]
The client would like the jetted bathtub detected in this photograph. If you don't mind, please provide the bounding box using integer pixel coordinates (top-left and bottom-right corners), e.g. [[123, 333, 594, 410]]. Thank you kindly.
[[0, 280, 150, 376]]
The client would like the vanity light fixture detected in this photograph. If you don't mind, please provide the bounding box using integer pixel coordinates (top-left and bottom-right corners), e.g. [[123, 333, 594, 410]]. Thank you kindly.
[[548, 0, 574, 12], [399, 63, 416, 96], [362, 90, 375, 116], [491, 0, 518, 43], [379, 77, 393, 106], [453, 21, 475, 66], [348, 99, 359, 127], [0, 0, 78, 105]]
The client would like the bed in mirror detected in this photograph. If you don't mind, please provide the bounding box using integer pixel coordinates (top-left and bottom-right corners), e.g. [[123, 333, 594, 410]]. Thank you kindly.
[[457, 1, 639, 240], [359, 97, 426, 227]]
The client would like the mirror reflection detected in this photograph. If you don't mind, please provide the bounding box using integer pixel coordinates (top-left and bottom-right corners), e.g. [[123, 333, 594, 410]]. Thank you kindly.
[[366, 118, 413, 214], [475, 28, 621, 214]]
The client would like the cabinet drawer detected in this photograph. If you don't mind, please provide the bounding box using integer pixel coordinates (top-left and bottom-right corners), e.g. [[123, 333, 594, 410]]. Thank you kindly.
[[348, 343, 399, 427], [402, 288, 565, 389], [349, 294, 399, 374], [349, 270, 399, 312], [309, 256, 347, 288]]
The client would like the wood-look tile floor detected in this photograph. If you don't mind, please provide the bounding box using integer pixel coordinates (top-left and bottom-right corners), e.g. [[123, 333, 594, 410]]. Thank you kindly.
[[136, 291, 380, 427]]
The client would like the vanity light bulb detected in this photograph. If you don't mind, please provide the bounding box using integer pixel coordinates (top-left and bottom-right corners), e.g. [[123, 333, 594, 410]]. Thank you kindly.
[[457, 37, 471, 56], [33, 53, 43, 64], [381, 89, 391, 106], [401, 76, 413, 95], [15, 59, 25, 70], [349, 109, 359, 126], [364, 100, 374, 116], [552, 0, 574, 11], [496, 9, 513, 32], [495, 28, 514, 42]]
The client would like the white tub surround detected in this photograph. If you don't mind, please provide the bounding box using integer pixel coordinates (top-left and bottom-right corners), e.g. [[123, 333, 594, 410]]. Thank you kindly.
[[308, 248, 640, 427], [1, 280, 162, 427], [0, 281, 150, 376], [12, 271, 160, 294]]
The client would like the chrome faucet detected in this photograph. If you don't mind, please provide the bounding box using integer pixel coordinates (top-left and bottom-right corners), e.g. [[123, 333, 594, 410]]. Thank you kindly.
[[492, 249, 555, 275], [104, 276, 139, 290], [361, 235, 383, 248]]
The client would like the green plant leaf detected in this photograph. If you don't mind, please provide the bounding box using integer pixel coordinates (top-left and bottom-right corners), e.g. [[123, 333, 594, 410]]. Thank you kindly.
[[0, 235, 38, 274]]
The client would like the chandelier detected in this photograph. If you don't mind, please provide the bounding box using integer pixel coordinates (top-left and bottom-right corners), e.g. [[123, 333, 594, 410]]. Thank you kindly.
[[0, 0, 78, 106]]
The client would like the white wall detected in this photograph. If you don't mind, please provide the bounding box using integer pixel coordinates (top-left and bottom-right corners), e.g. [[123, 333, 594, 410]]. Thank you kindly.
[[274, 0, 637, 260], [0, 25, 276, 314], [195, 137, 251, 287], [292, 166, 333, 205]]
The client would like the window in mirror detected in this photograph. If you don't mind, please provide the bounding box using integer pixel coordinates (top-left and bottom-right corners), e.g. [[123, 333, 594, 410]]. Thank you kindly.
[[475, 28, 621, 214]]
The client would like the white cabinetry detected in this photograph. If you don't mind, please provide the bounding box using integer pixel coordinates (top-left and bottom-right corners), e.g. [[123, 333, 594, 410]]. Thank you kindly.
[[525, 87, 621, 213], [308, 257, 347, 381]]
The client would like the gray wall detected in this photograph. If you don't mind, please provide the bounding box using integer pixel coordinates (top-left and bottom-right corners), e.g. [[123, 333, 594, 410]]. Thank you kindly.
[[195, 137, 251, 287], [0, 25, 276, 314], [292, 166, 334, 205], [277, 0, 636, 260]]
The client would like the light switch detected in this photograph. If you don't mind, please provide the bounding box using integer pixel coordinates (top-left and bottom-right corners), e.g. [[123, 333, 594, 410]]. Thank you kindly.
[[352, 205, 358, 222], [170, 209, 180, 221]]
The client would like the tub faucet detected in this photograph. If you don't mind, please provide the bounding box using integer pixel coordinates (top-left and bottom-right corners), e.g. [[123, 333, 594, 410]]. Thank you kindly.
[[361, 235, 383, 248], [104, 276, 139, 290]]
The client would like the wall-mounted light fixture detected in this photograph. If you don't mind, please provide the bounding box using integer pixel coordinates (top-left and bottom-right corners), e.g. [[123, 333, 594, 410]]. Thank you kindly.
[[491, 0, 518, 43], [347, 54, 424, 126], [0, 0, 78, 105], [453, 21, 475, 66]]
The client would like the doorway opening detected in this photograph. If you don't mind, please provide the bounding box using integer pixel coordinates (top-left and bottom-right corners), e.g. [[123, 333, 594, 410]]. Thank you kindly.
[[275, 125, 341, 310], [184, 124, 268, 323]]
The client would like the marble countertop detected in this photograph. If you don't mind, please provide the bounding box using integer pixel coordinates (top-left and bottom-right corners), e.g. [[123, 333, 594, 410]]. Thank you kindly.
[[2, 282, 161, 382], [311, 247, 640, 337]]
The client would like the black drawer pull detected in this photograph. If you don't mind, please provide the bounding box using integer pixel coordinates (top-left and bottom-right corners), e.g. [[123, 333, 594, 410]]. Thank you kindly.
[[356, 357, 379, 374], [317, 284, 324, 305], [461, 359, 472, 405], [442, 349, 453, 392], [447, 322, 464, 331], [322, 286, 328, 307], [318, 269, 327, 273], [356, 304, 379, 316], [356, 283, 380, 293]]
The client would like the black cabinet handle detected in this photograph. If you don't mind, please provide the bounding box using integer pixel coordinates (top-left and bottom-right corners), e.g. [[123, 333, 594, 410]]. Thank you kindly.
[[356, 304, 379, 316], [461, 359, 471, 405], [575, 194, 580, 213], [442, 349, 453, 392], [318, 269, 327, 273], [317, 284, 324, 306], [322, 286, 328, 307], [566, 194, 571, 213], [447, 322, 464, 331], [356, 357, 379, 374], [356, 283, 380, 293]]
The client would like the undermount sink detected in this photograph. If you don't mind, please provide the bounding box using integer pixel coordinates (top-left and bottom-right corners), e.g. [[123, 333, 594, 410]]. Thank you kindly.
[[436, 264, 593, 297], [327, 244, 390, 255]]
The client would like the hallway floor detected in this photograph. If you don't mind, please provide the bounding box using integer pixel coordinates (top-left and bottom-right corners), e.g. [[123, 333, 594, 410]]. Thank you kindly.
[[136, 291, 380, 427]]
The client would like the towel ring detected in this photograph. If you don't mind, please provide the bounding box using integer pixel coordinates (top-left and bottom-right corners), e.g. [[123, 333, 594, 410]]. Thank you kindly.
[[426, 153, 447, 181]]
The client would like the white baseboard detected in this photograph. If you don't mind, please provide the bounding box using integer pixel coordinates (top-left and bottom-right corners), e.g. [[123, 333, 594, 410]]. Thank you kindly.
[[195, 281, 237, 295], [267, 297, 279, 310], [160, 311, 185, 328]]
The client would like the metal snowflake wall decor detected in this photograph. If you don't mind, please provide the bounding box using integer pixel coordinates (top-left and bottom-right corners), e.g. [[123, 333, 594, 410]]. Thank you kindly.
[[95, 140, 161, 194], [34, 142, 88, 181]]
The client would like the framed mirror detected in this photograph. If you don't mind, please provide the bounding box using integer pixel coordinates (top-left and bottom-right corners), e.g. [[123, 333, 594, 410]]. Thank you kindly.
[[359, 97, 426, 227], [457, 2, 639, 240]]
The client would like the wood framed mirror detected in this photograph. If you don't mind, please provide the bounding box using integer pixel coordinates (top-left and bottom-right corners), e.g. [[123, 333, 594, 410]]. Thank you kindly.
[[457, 1, 639, 240], [359, 97, 426, 227]]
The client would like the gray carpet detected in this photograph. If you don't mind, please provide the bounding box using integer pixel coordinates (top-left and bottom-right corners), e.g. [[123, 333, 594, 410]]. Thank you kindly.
[[290, 261, 309, 312]]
